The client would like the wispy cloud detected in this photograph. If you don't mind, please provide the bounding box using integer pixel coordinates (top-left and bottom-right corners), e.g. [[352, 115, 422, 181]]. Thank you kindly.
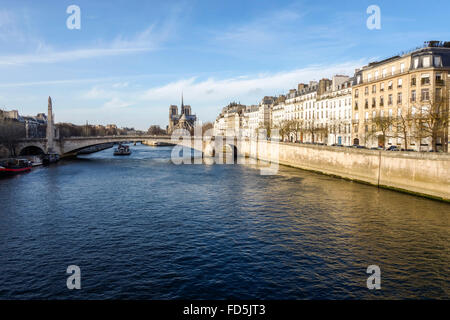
[[0, 24, 162, 66], [139, 60, 365, 104], [77, 59, 366, 116], [213, 7, 306, 47]]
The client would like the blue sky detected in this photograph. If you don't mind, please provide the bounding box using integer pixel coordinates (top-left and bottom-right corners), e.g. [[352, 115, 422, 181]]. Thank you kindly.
[[0, 0, 449, 129]]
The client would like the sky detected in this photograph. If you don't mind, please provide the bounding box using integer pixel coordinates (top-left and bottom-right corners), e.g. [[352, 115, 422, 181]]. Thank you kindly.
[[0, 0, 449, 130]]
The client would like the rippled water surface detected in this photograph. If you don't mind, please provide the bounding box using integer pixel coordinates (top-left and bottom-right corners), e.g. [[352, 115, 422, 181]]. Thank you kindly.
[[0, 145, 448, 299]]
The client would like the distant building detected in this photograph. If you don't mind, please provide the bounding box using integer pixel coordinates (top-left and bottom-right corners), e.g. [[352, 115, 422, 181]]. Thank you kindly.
[[0, 107, 48, 139], [316, 76, 353, 146], [168, 94, 197, 134]]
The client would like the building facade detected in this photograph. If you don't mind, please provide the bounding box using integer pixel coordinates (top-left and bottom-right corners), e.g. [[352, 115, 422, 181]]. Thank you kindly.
[[352, 41, 450, 151], [316, 76, 353, 146]]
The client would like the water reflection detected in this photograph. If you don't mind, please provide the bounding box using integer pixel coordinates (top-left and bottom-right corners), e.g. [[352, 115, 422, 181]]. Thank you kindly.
[[0, 145, 448, 299]]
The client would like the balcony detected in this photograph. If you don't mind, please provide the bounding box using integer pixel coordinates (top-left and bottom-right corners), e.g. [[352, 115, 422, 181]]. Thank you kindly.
[[435, 79, 445, 86], [421, 79, 430, 86], [421, 95, 430, 102]]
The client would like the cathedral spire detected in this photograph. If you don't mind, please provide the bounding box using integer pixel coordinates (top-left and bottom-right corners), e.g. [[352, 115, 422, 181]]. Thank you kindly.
[[181, 92, 185, 115]]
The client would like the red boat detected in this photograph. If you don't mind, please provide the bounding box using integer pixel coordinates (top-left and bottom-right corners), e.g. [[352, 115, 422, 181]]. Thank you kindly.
[[0, 159, 32, 175]]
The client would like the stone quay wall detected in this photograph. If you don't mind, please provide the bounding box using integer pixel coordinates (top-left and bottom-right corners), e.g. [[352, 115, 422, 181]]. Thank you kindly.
[[232, 139, 450, 201]]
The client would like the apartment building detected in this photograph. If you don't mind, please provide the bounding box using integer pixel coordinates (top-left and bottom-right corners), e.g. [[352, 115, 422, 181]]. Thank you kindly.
[[352, 41, 450, 151], [316, 76, 353, 146], [271, 95, 286, 129]]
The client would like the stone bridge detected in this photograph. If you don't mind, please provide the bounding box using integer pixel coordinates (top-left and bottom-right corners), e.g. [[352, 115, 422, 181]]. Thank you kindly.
[[16, 135, 173, 157], [15, 133, 247, 160]]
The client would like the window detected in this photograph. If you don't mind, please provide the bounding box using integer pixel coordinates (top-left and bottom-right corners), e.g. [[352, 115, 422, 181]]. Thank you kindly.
[[382, 69, 387, 78], [391, 66, 396, 75], [357, 75, 361, 84], [389, 109, 393, 117], [368, 74, 372, 82], [365, 87, 369, 95], [423, 56, 431, 68], [397, 93, 402, 104], [355, 89, 359, 98], [375, 71, 379, 80], [421, 89, 430, 101], [380, 83, 385, 91], [411, 77, 416, 86], [388, 81, 393, 90], [434, 56, 442, 67], [400, 63, 405, 73], [413, 57, 419, 69], [365, 112, 369, 120], [380, 96, 384, 106], [421, 74, 430, 85], [365, 99, 368, 109], [380, 110, 384, 117], [398, 78, 403, 88], [372, 110, 376, 118], [372, 97, 376, 108], [355, 101, 358, 110], [411, 90, 416, 102], [436, 73, 444, 85], [397, 109, 402, 117], [388, 94, 393, 105], [372, 85, 376, 93]]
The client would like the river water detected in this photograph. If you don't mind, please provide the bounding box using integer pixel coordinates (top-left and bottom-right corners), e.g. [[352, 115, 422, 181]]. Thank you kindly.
[[0, 145, 448, 299]]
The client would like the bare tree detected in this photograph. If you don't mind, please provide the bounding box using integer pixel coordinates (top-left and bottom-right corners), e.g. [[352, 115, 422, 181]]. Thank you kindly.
[[147, 125, 167, 135], [305, 119, 318, 143], [393, 111, 414, 150], [201, 122, 214, 135], [371, 115, 396, 148], [412, 94, 449, 152], [274, 120, 289, 142], [0, 119, 26, 157]]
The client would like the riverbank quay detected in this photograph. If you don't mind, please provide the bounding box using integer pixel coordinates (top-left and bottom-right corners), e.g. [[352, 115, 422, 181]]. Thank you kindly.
[[237, 140, 450, 202]]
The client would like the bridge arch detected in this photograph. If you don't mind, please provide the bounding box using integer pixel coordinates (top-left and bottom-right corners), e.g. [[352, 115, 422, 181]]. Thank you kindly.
[[203, 141, 238, 161], [18, 145, 45, 156]]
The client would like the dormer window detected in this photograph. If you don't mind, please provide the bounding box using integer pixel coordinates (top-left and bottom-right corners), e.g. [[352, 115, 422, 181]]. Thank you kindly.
[[434, 56, 443, 67], [422, 56, 431, 68], [413, 57, 419, 69]]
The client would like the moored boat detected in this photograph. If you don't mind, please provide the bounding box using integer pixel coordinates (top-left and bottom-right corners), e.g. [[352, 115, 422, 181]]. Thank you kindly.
[[114, 144, 131, 156], [42, 153, 60, 165], [0, 159, 32, 175]]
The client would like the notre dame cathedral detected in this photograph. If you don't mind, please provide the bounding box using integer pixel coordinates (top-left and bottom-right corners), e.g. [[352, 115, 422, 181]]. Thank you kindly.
[[167, 94, 197, 134]]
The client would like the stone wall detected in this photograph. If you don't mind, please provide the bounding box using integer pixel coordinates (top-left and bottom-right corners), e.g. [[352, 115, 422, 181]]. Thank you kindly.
[[235, 140, 450, 201]]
